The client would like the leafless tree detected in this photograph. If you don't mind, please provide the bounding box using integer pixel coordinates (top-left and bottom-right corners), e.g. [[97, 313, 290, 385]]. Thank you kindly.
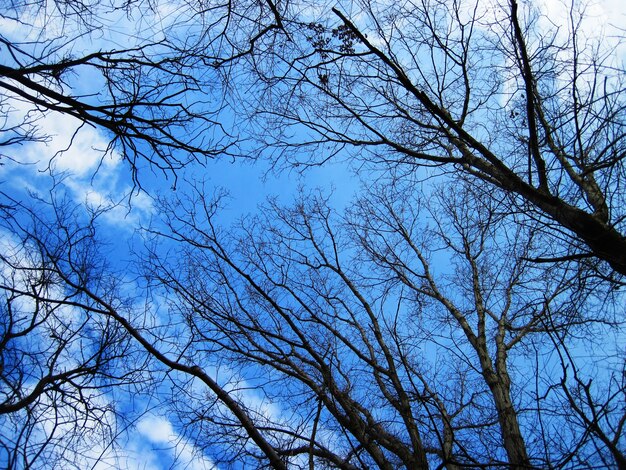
[[0, 2, 289, 456], [0, 190, 148, 468], [2, 0, 625, 468], [543, 313, 626, 469], [245, 0, 626, 278], [0, 0, 288, 183], [140, 179, 624, 468], [3, 178, 622, 468], [0, 185, 295, 469]]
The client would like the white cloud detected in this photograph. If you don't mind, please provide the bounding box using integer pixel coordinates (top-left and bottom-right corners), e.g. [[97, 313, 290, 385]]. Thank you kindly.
[[0, 89, 120, 178], [1, 90, 153, 229], [538, 0, 626, 57], [137, 415, 176, 444], [42, 125, 117, 177], [137, 414, 218, 470]]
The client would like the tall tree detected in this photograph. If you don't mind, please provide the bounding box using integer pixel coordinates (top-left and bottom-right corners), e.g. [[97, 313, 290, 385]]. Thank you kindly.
[[0, 188, 291, 469], [1, 0, 625, 468], [247, 0, 626, 278], [0, 191, 146, 468], [141, 181, 624, 468], [0, 0, 286, 182]]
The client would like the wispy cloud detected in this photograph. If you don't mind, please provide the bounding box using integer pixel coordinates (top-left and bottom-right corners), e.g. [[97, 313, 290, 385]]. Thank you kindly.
[[136, 414, 218, 470]]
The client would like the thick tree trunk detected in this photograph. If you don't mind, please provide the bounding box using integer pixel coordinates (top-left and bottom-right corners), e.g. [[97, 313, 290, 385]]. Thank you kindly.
[[489, 378, 531, 469], [478, 351, 531, 468], [470, 157, 626, 276], [545, 202, 626, 276]]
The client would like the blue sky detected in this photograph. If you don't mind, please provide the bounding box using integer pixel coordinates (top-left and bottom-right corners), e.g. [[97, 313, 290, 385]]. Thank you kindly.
[[0, 3, 357, 465], [0, 98, 352, 470], [1, 0, 626, 467]]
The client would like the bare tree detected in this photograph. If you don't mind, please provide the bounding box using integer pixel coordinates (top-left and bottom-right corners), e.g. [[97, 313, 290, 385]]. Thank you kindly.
[[0, 3, 289, 456], [3, 177, 621, 468], [139, 179, 624, 468], [0, 0, 288, 183], [544, 314, 626, 469], [0, 185, 294, 469], [0, 190, 148, 468], [1, 0, 625, 468], [246, 0, 626, 277]]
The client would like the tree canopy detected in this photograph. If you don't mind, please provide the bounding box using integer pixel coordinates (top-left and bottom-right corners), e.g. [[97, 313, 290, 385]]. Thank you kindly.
[[1, 0, 625, 468]]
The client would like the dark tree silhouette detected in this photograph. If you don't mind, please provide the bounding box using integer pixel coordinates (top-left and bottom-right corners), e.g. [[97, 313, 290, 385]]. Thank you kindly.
[[247, 0, 626, 278], [1, 0, 625, 468], [0, 0, 287, 183], [0, 191, 146, 468], [140, 181, 624, 468]]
